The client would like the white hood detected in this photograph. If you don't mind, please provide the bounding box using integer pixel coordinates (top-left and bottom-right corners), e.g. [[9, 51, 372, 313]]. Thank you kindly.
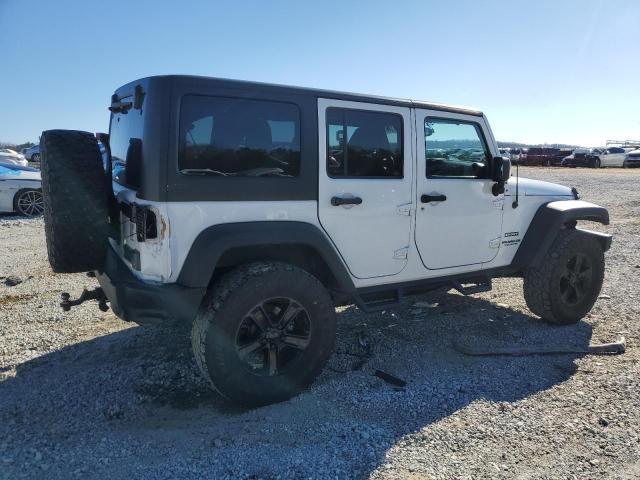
[[506, 177, 573, 197]]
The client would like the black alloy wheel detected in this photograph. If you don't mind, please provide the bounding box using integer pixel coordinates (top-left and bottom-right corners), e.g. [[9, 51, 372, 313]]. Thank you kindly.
[[235, 297, 311, 377], [558, 253, 593, 307]]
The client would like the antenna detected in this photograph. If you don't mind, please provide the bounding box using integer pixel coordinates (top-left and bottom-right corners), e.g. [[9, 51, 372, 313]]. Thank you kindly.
[[512, 160, 519, 209]]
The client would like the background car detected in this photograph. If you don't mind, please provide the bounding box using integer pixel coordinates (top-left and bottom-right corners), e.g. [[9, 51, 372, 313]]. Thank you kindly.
[[589, 147, 628, 168], [524, 147, 561, 166], [509, 148, 525, 164], [561, 148, 590, 168], [0, 149, 28, 167], [623, 149, 640, 168], [21, 144, 40, 163], [0, 163, 43, 216], [498, 148, 511, 159]]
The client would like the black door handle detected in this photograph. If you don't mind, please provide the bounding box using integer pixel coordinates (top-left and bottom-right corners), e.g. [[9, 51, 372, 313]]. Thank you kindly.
[[331, 196, 363, 206], [421, 194, 447, 203]]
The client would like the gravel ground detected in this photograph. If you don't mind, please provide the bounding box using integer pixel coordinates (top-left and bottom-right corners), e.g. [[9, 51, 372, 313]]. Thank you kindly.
[[0, 167, 639, 479]]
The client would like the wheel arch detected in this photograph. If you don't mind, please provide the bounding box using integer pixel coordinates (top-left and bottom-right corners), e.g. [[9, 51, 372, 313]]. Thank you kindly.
[[176, 221, 356, 295], [513, 200, 612, 271]]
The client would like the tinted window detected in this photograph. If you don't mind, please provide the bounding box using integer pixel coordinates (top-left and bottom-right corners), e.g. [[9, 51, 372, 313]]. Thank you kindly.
[[425, 119, 489, 178], [608, 147, 624, 154], [326, 108, 403, 178], [110, 105, 144, 189], [179, 96, 300, 177]]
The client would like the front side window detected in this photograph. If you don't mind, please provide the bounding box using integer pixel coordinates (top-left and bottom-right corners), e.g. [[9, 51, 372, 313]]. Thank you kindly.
[[179, 96, 301, 177], [425, 118, 490, 178], [326, 108, 403, 178]]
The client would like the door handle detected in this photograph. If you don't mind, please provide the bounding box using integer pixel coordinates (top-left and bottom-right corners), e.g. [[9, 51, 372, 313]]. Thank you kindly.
[[421, 194, 447, 203], [331, 196, 363, 206]]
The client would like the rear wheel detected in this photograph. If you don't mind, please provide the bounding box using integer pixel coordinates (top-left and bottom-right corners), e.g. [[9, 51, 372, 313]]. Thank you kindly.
[[14, 189, 43, 217], [524, 229, 604, 325], [40, 130, 112, 273], [191, 262, 336, 407], [31, 153, 40, 163]]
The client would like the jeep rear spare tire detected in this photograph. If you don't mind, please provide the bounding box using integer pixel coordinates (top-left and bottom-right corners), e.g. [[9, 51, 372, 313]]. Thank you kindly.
[[191, 262, 337, 407], [40, 130, 111, 273]]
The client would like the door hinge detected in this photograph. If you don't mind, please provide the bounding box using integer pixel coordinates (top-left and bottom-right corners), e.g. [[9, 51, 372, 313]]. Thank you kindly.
[[492, 198, 505, 210], [489, 237, 501, 249], [393, 246, 409, 260], [396, 203, 414, 216]]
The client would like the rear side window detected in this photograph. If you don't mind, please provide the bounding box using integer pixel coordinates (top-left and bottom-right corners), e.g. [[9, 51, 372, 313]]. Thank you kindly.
[[326, 108, 403, 178], [110, 105, 144, 189], [179, 96, 301, 177]]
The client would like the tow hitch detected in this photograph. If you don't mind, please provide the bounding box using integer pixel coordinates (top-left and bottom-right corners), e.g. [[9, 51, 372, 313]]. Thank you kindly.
[[60, 287, 109, 312]]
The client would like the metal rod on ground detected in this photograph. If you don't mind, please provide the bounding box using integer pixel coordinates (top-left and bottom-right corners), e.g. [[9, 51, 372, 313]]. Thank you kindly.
[[454, 337, 626, 357]]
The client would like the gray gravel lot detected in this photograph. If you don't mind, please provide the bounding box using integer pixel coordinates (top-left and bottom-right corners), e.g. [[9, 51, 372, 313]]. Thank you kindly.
[[1, 167, 639, 479]]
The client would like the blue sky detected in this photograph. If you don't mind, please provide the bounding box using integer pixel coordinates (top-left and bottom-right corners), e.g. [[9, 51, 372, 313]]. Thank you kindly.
[[1, 0, 638, 147]]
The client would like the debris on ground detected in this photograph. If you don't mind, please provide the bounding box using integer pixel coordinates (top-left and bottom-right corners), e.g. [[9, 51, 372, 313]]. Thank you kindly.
[[3, 276, 23, 287], [413, 301, 439, 309], [374, 370, 407, 387], [454, 336, 626, 357]]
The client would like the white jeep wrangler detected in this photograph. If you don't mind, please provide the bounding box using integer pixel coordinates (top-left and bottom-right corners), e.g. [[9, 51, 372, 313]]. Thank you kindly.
[[40, 76, 612, 406]]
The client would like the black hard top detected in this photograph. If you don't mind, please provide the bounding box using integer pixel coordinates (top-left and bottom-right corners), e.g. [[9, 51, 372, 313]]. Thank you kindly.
[[115, 75, 484, 117]]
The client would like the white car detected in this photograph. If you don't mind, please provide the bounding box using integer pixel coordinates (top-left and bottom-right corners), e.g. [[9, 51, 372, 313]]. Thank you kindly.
[[0, 149, 28, 167], [590, 147, 630, 168], [0, 164, 43, 216]]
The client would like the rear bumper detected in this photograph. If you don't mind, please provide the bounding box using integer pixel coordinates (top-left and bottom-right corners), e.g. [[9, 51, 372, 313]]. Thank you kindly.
[[96, 244, 206, 325]]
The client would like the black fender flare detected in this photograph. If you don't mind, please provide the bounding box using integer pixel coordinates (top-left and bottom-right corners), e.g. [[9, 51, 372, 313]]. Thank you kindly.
[[176, 221, 356, 293], [513, 200, 612, 270]]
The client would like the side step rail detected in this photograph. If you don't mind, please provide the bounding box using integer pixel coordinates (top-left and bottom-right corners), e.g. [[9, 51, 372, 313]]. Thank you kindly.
[[355, 276, 493, 312]]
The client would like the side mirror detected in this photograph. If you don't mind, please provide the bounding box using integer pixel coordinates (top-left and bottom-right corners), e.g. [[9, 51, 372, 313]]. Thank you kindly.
[[491, 156, 511, 195], [492, 156, 511, 182]]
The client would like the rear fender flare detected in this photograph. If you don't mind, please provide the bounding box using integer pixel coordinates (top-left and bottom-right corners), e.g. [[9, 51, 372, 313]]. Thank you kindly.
[[176, 221, 356, 293]]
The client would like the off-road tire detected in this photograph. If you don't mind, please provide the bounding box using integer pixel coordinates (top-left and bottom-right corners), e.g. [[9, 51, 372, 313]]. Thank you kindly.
[[191, 262, 336, 407], [524, 229, 605, 325], [40, 130, 111, 273]]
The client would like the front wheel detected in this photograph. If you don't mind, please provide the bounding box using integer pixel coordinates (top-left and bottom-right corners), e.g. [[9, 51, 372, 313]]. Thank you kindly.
[[524, 229, 605, 325], [31, 153, 40, 163], [191, 262, 336, 407]]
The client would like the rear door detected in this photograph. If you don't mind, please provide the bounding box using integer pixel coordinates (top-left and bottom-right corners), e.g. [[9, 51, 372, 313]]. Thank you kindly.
[[317, 99, 413, 279], [414, 110, 504, 270]]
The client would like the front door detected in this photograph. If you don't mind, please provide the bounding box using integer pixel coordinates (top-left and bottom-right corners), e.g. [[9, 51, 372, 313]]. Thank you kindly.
[[317, 99, 413, 279], [414, 110, 504, 270]]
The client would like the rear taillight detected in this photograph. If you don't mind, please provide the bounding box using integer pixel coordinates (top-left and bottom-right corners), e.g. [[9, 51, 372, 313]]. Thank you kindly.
[[135, 207, 157, 241], [120, 203, 158, 242]]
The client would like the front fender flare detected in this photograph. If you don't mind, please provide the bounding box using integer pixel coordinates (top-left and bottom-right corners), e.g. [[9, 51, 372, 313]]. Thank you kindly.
[[513, 200, 612, 270]]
